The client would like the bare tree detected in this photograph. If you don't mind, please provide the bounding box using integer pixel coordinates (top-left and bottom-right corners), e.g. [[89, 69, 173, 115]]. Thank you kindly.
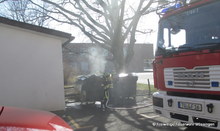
[[0, 0, 49, 26], [17, 0, 163, 72], [33, 0, 158, 73]]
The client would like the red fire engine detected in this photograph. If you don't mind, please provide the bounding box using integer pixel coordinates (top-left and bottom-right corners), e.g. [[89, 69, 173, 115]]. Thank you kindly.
[[153, 0, 220, 129]]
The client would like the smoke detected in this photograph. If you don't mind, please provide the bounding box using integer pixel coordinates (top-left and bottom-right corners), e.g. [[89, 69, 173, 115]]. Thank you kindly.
[[88, 47, 107, 75]]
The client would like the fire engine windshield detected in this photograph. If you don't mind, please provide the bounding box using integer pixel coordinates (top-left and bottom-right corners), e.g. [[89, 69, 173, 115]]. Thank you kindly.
[[156, 1, 220, 56]]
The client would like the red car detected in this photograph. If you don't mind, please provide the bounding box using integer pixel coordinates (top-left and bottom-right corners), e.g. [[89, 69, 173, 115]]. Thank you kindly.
[[0, 106, 73, 131]]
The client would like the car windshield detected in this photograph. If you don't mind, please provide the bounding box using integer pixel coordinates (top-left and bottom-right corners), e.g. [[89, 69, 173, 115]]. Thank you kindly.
[[156, 1, 220, 56]]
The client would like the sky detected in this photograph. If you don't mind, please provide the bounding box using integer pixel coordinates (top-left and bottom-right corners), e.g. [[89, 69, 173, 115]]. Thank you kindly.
[[54, 12, 159, 44], [0, 0, 160, 50], [51, 1, 160, 47]]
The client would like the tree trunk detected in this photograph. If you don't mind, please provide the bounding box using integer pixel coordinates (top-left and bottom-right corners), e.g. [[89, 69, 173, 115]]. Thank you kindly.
[[111, 24, 124, 73], [112, 41, 124, 74], [110, 0, 125, 74]]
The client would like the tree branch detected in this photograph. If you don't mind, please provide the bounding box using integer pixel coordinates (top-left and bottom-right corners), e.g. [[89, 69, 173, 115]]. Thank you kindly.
[[0, 0, 7, 3], [41, 0, 110, 42], [81, 0, 104, 15], [123, 0, 145, 41], [75, 0, 110, 37]]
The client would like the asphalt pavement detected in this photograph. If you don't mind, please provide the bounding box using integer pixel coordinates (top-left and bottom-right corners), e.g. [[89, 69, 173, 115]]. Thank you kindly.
[[53, 87, 217, 131], [54, 73, 218, 131], [54, 98, 213, 131]]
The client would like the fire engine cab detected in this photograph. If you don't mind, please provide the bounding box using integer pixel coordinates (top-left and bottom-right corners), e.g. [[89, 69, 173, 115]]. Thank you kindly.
[[153, 0, 220, 129]]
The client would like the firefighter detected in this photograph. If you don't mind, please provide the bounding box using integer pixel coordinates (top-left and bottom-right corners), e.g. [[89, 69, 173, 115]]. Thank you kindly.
[[101, 73, 112, 111]]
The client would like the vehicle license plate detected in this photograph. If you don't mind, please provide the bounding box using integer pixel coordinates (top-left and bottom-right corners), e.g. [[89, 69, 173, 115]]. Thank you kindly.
[[178, 101, 202, 111]]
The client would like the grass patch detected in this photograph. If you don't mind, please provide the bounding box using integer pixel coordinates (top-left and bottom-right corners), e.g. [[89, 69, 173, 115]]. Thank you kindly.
[[64, 85, 74, 88], [137, 83, 157, 92]]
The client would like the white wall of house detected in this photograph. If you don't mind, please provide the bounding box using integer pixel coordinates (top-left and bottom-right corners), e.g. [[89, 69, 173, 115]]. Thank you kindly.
[[0, 24, 66, 111]]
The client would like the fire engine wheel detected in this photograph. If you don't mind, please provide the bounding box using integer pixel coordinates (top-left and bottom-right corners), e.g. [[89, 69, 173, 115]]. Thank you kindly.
[[80, 90, 87, 104]]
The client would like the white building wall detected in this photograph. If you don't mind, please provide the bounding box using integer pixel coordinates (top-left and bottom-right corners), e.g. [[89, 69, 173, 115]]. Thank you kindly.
[[0, 24, 65, 111]]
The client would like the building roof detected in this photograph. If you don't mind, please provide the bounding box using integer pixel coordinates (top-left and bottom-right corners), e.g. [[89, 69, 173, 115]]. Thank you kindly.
[[63, 43, 154, 57], [0, 16, 74, 42]]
